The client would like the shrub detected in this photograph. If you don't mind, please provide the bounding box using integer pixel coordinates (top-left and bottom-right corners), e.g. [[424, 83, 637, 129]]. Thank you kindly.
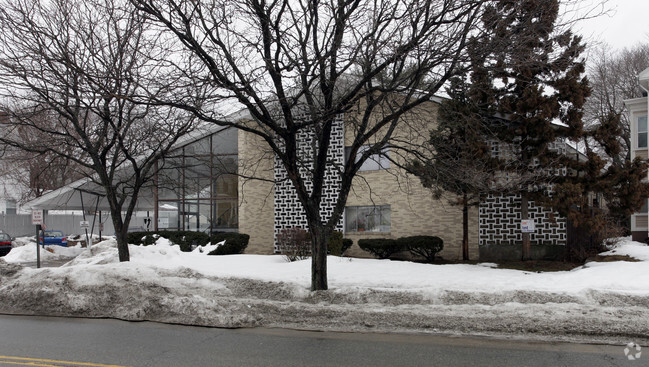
[[277, 227, 311, 262], [326, 232, 353, 256], [358, 238, 403, 259], [127, 230, 210, 252], [327, 231, 344, 256], [208, 232, 250, 255], [398, 236, 444, 263], [567, 213, 625, 262], [127, 231, 158, 246], [165, 231, 210, 252]]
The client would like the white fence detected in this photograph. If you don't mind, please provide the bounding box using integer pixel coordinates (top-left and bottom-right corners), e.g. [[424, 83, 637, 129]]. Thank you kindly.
[[0, 214, 116, 237]]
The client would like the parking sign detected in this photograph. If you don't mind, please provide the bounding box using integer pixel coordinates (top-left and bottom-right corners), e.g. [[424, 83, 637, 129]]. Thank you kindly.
[[31, 210, 43, 225]]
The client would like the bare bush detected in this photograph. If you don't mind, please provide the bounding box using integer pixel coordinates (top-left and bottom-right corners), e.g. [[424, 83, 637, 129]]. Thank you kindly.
[[276, 228, 311, 262]]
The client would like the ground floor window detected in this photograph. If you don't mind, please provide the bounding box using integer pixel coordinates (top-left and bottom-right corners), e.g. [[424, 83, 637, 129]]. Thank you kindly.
[[157, 198, 238, 232], [345, 205, 391, 233]]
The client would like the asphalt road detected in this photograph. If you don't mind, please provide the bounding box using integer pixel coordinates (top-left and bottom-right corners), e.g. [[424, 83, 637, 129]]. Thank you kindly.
[[0, 315, 639, 366]]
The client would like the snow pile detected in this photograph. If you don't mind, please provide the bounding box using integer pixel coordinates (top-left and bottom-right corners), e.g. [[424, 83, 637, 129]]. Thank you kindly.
[[12, 236, 35, 247], [0, 237, 648, 343], [4, 241, 85, 262], [600, 240, 649, 261]]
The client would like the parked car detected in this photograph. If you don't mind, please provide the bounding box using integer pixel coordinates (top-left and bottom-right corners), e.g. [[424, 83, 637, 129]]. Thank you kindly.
[[0, 232, 14, 256], [39, 230, 68, 247]]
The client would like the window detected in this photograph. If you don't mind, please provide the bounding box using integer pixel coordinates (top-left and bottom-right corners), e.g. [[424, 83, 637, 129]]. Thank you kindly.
[[638, 115, 647, 148], [345, 205, 391, 232], [345, 145, 390, 171]]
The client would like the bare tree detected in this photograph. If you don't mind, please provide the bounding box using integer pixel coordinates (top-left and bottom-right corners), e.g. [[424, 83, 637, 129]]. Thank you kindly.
[[131, 0, 484, 290], [584, 43, 649, 166], [0, 0, 197, 260], [0, 111, 87, 203]]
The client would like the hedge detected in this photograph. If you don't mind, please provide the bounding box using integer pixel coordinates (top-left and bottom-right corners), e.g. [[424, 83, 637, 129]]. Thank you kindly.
[[397, 235, 444, 263], [128, 230, 249, 254], [208, 232, 250, 255], [127, 230, 209, 252], [358, 235, 444, 262], [357, 238, 403, 259]]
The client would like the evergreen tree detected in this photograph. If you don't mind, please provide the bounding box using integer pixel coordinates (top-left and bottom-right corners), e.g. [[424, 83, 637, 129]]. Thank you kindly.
[[409, 77, 496, 260], [466, 0, 590, 260]]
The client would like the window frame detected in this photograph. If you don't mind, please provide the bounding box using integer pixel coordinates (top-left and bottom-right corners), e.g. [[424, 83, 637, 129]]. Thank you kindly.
[[638, 115, 648, 149], [344, 205, 391, 233], [345, 145, 390, 172]]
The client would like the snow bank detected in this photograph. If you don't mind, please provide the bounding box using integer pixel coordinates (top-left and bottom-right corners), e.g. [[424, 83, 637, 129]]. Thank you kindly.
[[600, 239, 649, 261], [0, 237, 648, 343], [4, 241, 84, 262]]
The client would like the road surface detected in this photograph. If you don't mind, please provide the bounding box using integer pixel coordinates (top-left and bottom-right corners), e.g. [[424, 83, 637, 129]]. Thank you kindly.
[[0, 315, 638, 366]]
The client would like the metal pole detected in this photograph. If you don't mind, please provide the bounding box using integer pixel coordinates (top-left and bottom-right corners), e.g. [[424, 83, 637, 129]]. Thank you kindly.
[[80, 191, 90, 248], [154, 159, 159, 231], [35, 224, 41, 268], [99, 211, 102, 241], [89, 196, 100, 247]]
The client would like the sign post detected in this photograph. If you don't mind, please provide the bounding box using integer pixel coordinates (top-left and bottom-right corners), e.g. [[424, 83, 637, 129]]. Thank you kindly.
[[31, 210, 43, 268], [80, 220, 91, 247]]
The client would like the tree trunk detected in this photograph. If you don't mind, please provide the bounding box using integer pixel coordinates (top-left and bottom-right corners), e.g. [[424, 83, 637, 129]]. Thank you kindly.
[[462, 193, 469, 261], [521, 193, 531, 261], [310, 225, 329, 291], [110, 208, 130, 262]]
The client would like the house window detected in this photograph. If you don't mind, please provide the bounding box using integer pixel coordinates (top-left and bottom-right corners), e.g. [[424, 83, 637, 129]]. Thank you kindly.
[[345, 205, 391, 232], [345, 145, 390, 171], [638, 115, 648, 148]]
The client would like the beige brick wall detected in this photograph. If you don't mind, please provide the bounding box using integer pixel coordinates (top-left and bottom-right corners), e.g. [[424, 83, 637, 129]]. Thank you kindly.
[[237, 128, 275, 254], [343, 100, 479, 260], [236, 100, 480, 259], [344, 170, 480, 260]]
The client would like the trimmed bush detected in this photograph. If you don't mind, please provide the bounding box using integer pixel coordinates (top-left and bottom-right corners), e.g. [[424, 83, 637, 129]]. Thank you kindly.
[[127, 231, 158, 246], [358, 238, 403, 259], [327, 231, 344, 256], [326, 232, 353, 256], [208, 232, 250, 255], [276, 227, 311, 261], [398, 235, 444, 263], [127, 230, 210, 252]]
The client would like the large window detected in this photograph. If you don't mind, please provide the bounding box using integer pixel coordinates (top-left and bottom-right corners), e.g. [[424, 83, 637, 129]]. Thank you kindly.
[[156, 128, 238, 233], [638, 115, 648, 148], [345, 205, 391, 232], [345, 145, 390, 171]]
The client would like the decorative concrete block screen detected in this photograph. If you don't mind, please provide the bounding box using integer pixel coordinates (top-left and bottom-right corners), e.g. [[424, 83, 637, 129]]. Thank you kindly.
[[479, 194, 567, 246], [273, 115, 345, 252]]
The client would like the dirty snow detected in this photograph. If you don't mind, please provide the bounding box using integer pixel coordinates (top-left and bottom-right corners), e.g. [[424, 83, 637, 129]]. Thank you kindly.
[[1, 236, 648, 344]]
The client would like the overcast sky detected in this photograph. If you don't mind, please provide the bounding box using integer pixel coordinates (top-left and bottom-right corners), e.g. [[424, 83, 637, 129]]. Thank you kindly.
[[574, 0, 649, 52]]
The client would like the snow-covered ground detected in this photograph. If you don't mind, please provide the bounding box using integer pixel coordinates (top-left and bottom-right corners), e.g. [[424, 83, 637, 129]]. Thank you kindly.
[[1, 236, 648, 344]]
